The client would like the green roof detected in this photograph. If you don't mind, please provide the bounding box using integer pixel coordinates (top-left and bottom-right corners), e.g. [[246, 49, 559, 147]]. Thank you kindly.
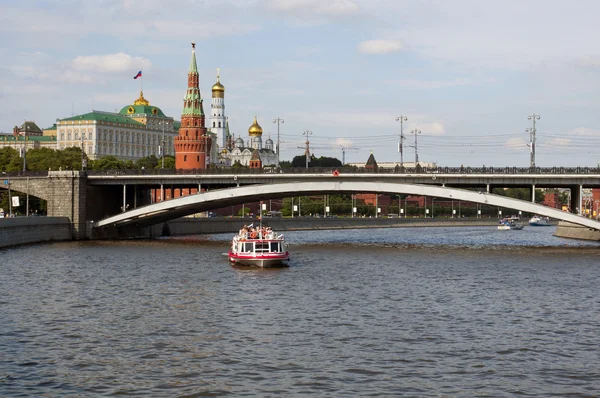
[[118, 104, 167, 117], [173, 120, 181, 130], [45, 124, 57, 131], [60, 111, 145, 126], [0, 135, 56, 142], [19, 121, 42, 133]]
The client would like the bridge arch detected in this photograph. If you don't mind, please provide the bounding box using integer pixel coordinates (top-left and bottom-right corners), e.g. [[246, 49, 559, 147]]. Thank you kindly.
[[93, 181, 600, 231]]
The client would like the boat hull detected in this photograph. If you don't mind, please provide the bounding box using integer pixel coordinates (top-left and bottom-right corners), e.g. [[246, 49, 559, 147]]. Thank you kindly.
[[228, 252, 289, 268]]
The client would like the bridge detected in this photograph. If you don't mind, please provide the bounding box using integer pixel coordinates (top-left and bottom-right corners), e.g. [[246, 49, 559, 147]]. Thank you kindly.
[[2, 167, 600, 239]]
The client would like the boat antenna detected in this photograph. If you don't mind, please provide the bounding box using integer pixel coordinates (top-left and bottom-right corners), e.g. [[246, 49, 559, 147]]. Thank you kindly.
[[259, 202, 263, 239]]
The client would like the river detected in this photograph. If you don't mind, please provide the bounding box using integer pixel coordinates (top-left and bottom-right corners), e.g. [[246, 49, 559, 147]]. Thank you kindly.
[[1, 226, 599, 397]]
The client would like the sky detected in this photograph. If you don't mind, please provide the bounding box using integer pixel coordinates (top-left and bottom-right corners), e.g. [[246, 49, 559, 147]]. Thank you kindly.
[[1, 0, 600, 167]]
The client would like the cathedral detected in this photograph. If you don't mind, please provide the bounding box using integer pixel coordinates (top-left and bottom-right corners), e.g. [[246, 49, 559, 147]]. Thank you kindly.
[[204, 63, 277, 168], [218, 116, 277, 167]]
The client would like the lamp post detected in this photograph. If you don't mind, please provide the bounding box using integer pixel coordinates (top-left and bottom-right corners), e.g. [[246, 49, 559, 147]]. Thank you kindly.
[[273, 117, 284, 169], [526, 114, 540, 168], [80, 134, 86, 171], [21, 136, 27, 172], [395, 115, 408, 168], [302, 130, 312, 169], [410, 129, 421, 166], [160, 120, 166, 169]]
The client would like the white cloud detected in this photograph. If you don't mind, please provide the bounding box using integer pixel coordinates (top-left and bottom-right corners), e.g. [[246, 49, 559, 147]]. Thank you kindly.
[[265, 0, 360, 17], [357, 39, 405, 55], [543, 138, 572, 148], [71, 53, 152, 74], [504, 137, 528, 151], [335, 137, 354, 147], [569, 127, 600, 136], [386, 77, 476, 90], [59, 70, 94, 84], [416, 122, 445, 136]]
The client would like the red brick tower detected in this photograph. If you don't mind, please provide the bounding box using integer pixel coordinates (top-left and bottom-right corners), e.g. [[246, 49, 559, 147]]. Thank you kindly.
[[175, 42, 211, 170]]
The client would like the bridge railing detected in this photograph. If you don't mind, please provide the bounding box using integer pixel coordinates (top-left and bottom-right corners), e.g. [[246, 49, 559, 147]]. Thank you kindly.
[[84, 166, 600, 176], [3, 166, 600, 178]]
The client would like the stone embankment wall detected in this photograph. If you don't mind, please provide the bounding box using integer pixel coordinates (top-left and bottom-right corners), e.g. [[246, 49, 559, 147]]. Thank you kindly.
[[554, 221, 600, 241], [150, 217, 499, 237], [0, 217, 72, 249]]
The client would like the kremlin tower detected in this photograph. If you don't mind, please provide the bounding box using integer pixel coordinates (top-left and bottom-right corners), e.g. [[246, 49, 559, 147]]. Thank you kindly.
[[175, 43, 211, 170], [211, 68, 226, 149]]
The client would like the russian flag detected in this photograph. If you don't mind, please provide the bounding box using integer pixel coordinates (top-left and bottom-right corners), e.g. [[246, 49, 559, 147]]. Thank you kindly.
[[133, 71, 142, 79]]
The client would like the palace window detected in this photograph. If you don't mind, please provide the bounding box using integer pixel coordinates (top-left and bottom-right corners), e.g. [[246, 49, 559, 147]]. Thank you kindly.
[[184, 155, 187, 162]]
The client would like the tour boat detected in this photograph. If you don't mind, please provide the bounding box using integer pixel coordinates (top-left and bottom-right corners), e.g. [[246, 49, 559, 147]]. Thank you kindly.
[[228, 224, 289, 267], [529, 215, 551, 226], [498, 217, 524, 230]]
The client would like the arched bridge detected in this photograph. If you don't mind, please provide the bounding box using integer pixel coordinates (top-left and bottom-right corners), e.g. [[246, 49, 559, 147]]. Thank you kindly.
[[93, 181, 600, 231]]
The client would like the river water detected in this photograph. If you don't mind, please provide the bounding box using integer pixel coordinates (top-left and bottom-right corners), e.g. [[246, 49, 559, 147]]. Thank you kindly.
[[1, 226, 599, 397]]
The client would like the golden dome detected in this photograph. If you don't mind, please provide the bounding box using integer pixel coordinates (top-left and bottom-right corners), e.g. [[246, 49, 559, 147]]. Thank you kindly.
[[133, 91, 149, 106], [212, 68, 225, 98], [212, 81, 224, 92], [248, 116, 263, 136]]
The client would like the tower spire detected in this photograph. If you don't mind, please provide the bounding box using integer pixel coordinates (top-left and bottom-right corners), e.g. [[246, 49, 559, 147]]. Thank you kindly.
[[175, 42, 210, 170]]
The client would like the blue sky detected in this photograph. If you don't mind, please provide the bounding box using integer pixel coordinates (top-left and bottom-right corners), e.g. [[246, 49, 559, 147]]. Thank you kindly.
[[1, 0, 600, 166]]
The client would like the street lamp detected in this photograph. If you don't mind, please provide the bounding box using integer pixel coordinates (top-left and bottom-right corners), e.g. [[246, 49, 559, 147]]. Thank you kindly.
[[395, 115, 408, 168], [410, 129, 421, 166], [80, 134, 87, 171], [159, 120, 167, 169], [526, 114, 540, 168], [273, 117, 284, 169], [302, 130, 312, 169]]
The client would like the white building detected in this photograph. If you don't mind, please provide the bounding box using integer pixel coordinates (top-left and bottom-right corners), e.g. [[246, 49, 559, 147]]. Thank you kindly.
[[222, 117, 277, 167], [56, 92, 178, 160]]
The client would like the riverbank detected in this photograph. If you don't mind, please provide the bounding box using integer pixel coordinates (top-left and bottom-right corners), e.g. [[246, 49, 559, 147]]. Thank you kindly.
[[0, 217, 72, 249], [554, 221, 600, 241], [153, 217, 500, 237]]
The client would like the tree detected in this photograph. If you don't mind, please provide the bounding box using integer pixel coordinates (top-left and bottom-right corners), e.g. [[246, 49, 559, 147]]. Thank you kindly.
[[290, 154, 342, 168], [90, 156, 127, 170]]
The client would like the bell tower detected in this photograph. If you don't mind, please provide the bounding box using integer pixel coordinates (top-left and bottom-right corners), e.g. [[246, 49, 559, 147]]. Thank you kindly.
[[211, 68, 226, 150], [174, 42, 211, 170]]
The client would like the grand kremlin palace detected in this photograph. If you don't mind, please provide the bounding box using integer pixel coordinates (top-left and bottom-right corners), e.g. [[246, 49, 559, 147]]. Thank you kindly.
[[55, 92, 178, 160], [0, 92, 178, 161]]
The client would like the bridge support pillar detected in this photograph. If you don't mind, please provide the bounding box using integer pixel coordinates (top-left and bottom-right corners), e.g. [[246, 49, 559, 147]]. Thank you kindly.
[[532, 184, 535, 203], [570, 185, 583, 215], [122, 184, 126, 212], [45, 171, 89, 240]]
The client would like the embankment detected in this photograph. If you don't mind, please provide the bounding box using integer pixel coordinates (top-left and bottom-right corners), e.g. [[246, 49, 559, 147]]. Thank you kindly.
[[554, 221, 600, 241], [151, 217, 499, 237], [0, 217, 72, 249]]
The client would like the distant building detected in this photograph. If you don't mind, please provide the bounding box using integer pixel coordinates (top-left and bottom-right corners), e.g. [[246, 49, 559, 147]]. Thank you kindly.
[[56, 91, 177, 161], [543, 193, 560, 209], [221, 117, 277, 167], [13, 121, 43, 137], [0, 121, 57, 152], [346, 161, 437, 169]]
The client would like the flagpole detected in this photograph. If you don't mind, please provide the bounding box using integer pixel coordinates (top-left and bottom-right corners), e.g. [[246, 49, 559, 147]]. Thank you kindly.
[[140, 67, 143, 93]]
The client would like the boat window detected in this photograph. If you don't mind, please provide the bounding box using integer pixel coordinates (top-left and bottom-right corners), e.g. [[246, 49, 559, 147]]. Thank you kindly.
[[270, 242, 281, 252], [255, 242, 270, 252], [243, 242, 253, 252]]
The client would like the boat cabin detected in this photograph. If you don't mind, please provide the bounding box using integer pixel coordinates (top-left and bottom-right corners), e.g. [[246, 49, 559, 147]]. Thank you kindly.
[[237, 240, 285, 254]]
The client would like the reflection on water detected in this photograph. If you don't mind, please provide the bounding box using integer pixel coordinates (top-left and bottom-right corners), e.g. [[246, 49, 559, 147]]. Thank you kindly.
[[1, 227, 599, 396]]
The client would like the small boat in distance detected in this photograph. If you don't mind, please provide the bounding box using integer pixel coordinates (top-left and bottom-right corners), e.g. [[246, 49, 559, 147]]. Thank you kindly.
[[529, 215, 552, 226], [498, 217, 524, 230], [229, 224, 289, 268]]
